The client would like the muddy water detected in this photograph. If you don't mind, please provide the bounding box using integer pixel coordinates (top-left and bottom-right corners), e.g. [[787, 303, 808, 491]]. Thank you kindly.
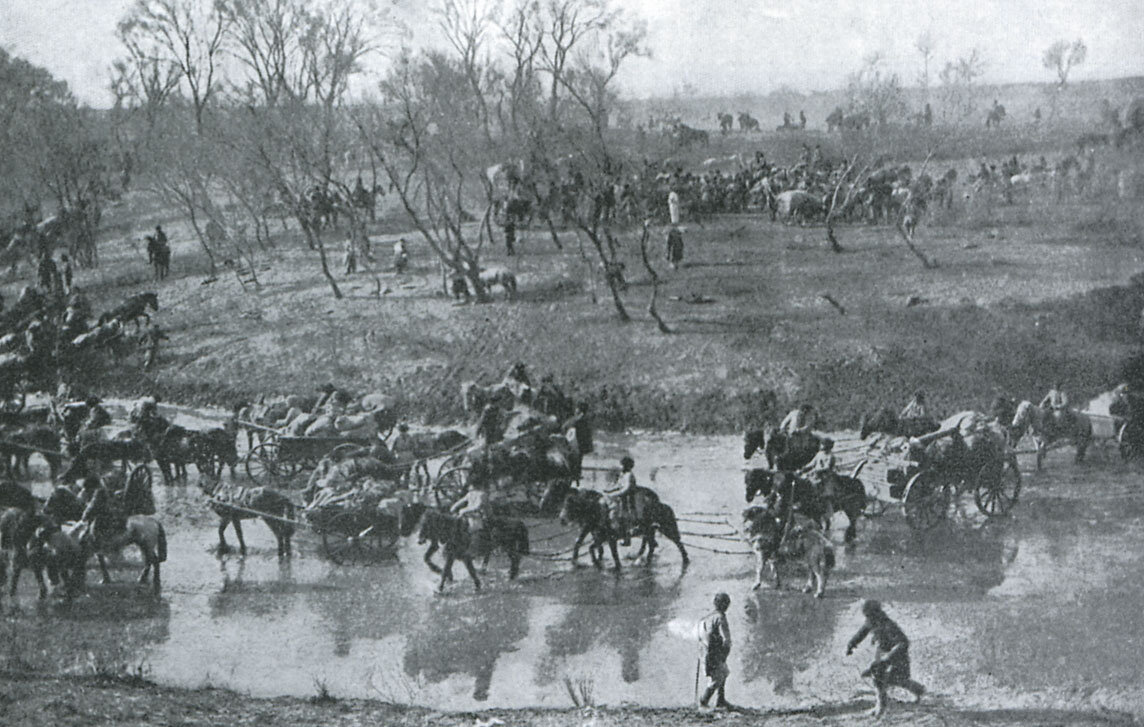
[[8, 424, 1144, 715]]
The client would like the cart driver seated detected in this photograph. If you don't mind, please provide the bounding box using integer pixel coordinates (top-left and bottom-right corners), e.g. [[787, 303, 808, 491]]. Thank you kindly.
[[1039, 381, 1071, 430], [604, 456, 639, 546]]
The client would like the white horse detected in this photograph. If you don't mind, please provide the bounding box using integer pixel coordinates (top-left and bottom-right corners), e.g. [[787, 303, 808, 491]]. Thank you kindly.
[[1009, 400, 1092, 470]]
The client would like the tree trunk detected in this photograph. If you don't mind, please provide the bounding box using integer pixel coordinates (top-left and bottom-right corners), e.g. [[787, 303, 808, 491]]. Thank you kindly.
[[308, 228, 343, 299], [606, 274, 631, 322], [637, 223, 671, 334]]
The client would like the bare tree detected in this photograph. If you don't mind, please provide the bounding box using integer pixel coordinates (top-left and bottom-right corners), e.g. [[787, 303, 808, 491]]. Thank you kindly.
[[937, 48, 985, 122], [846, 53, 907, 127], [915, 32, 935, 105], [1042, 39, 1087, 119], [118, 0, 231, 131]]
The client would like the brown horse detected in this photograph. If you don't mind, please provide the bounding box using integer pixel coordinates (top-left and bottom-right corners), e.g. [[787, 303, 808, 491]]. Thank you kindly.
[[743, 426, 820, 471], [1, 507, 60, 599], [858, 408, 939, 440], [556, 487, 689, 569], [199, 479, 295, 557], [399, 502, 529, 592]]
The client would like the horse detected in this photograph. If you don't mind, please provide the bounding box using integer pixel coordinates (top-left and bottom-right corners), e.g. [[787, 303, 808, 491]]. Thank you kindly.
[[742, 506, 834, 597], [189, 427, 239, 478], [98, 292, 159, 329], [199, 479, 295, 557], [390, 428, 468, 485], [557, 487, 688, 570], [63, 438, 153, 482], [0, 423, 64, 480], [478, 267, 517, 301], [460, 381, 515, 416], [35, 516, 167, 595], [484, 433, 582, 514], [745, 468, 866, 544], [398, 502, 529, 592], [858, 408, 940, 440], [1009, 400, 1093, 470], [743, 425, 820, 471], [1, 507, 60, 599]]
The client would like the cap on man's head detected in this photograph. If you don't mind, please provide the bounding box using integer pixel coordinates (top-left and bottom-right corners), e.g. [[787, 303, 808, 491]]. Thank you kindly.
[[714, 592, 731, 610], [620, 455, 635, 469], [861, 599, 883, 616]]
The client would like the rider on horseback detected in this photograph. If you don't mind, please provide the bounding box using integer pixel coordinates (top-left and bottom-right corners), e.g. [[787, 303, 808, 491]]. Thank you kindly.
[[803, 438, 837, 526], [450, 460, 493, 547], [79, 475, 123, 549], [605, 456, 638, 546]]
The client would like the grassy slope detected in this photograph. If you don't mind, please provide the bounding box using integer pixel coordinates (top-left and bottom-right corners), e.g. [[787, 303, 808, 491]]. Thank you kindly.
[[25, 148, 1143, 434]]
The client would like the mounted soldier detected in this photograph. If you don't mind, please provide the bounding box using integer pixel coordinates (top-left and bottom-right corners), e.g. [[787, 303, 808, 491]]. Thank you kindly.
[[604, 456, 638, 545]]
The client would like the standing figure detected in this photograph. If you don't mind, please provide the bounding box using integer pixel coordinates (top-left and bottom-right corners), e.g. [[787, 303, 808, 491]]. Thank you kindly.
[[668, 189, 682, 225], [60, 253, 73, 293], [697, 592, 733, 709], [846, 600, 925, 717], [393, 238, 409, 273], [666, 226, 684, 270], [899, 390, 928, 420]]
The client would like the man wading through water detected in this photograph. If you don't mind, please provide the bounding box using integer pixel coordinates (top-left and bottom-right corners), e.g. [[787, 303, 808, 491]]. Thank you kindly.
[[697, 592, 733, 709]]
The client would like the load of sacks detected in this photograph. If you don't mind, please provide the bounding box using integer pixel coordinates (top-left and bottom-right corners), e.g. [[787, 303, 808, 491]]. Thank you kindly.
[[303, 446, 408, 511], [248, 387, 396, 439]]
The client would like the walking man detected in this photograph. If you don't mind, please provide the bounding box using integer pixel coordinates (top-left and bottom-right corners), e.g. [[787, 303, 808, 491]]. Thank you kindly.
[[846, 600, 925, 717], [697, 592, 732, 709]]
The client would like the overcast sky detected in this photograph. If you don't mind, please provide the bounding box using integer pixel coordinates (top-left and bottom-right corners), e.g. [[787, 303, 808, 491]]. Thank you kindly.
[[2, 0, 1143, 106]]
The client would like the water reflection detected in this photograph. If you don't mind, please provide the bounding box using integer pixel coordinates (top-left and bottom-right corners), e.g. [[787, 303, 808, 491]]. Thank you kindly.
[[402, 588, 531, 701], [537, 570, 683, 686], [740, 593, 842, 694]]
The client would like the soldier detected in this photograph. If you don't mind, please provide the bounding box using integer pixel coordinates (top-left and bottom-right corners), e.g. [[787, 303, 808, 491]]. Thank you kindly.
[[804, 438, 837, 524], [847, 600, 925, 717], [697, 592, 733, 709]]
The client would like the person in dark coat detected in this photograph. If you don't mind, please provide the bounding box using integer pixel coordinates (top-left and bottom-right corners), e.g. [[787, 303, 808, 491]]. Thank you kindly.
[[666, 226, 684, 270], [847, 600, 925, 717]]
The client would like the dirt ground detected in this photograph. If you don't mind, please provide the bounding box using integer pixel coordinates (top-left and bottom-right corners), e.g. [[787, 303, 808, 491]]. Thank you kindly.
[[1, 673, 1136, 727]]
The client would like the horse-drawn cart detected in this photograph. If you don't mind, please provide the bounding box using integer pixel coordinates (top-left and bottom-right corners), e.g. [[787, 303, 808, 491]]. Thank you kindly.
[[241, 429, 382, 488], [851, 414, 1021, 530], [302, 494, 403, 565]]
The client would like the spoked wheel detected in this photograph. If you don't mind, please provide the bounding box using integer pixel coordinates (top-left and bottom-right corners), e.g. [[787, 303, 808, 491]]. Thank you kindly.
[[1118, 421, 1144, 461], [434, 467, 469, 507], [245, 441, 281, 486], [902, 471, 950, 530], [321, 513, 398, 565], [974, 459, 1021, 517]]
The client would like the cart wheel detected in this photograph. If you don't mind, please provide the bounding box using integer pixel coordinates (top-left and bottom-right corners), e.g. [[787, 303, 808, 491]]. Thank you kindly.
[[245, 441, 281, 486], [434, 467, 469, 506], [1118, 421, 1143, 461], [974, 460, 1021, 517], [903, 471, 950, 530], [1, 384, 25, 414], [322, 513, 398, 565]]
